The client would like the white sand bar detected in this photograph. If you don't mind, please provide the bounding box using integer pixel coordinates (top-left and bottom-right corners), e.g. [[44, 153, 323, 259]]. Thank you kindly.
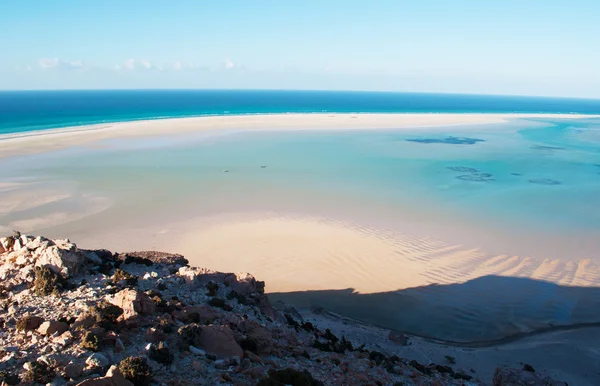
[[1, 113, 597, 158]]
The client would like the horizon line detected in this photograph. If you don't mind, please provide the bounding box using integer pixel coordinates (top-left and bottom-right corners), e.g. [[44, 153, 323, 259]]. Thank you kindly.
[[1, 88, 600, 101]]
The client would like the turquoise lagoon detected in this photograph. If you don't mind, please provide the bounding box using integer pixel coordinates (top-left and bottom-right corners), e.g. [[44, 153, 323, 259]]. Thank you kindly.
[[2, 91, 600, 342]]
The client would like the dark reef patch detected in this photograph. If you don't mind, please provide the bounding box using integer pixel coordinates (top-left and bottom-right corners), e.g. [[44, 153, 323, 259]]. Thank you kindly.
[[407, 136, 485, 145], [531, 145, 564, 151], [511, 173, 522, 176], [456, 173, 494, 182], [447, 166, 479, 173], [528, 178, 561, 185]]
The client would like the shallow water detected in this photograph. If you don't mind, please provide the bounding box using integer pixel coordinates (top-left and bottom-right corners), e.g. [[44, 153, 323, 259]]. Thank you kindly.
[[1, 116, 600, 342]]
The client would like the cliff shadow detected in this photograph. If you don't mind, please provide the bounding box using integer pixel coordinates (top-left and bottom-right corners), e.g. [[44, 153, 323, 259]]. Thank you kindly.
[[268, 275, 600, 345]]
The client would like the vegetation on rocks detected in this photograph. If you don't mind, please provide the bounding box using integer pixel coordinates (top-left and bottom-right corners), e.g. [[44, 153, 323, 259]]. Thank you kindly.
[[22, 360, 55, 384], [149, 341, 174, 365], [81, 331, 101, 351], [118, 356, 152, 386], [32, 266, 65, 296], [111, 268, 139, 287], [177, 323, 203, 348], [89, 300, 124, 328]]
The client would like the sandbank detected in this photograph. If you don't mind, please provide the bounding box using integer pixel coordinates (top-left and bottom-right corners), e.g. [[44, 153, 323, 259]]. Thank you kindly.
[[1, 113, 597, 158]]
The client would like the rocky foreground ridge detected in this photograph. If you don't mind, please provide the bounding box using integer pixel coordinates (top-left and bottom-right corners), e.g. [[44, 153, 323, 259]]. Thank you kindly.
[[0, 233, 567, 386]]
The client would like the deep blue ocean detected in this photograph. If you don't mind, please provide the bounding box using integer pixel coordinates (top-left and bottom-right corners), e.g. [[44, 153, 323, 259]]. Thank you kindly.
[[2, 90, 600, 135]]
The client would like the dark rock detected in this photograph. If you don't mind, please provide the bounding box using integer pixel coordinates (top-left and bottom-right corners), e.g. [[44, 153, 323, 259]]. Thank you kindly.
[[523, 364, 535, 372], [388, 330, 408, 345], [257, 368, 324, 386]]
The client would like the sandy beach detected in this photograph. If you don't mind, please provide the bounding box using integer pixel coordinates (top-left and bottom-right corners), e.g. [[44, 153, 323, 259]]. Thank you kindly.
[[1, 113, 597, 158]]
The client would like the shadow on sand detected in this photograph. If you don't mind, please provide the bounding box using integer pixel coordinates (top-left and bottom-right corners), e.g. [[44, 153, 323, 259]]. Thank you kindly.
[[269, 275, 600, 346]]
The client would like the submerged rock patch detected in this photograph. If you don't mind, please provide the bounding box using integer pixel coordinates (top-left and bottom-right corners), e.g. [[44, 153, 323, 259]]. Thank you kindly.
[[447, 166, 479, 173], [456, 173, 494, 182], [528, 178, 562, 185], [407, 136, 485, 145], [531, 145, 564, 151]]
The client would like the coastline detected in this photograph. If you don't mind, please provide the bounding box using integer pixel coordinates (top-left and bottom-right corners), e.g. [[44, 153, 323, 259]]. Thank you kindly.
[[2, 112, 600, 349], [1, 112, 598, 159]]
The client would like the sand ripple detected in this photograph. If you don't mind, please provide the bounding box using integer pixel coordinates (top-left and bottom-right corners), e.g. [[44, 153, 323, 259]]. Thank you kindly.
[[176, 214, 600, 342]]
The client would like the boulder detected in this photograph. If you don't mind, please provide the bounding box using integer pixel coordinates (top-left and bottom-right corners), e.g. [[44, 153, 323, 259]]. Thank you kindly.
[[65, 363, 84, 379], [224, 272, 265, 296], [172, 305, 222, 324], [38, 321, 69, 336], [388, 330, 408, 345], [72, 314, 96, 330], [108, 289, 155, 320], [492, 367, 567, 386], [237, 320, 273, 355], [34, 239, 85, 277], [76, 366, 133, 386], [198, 325, 243, 359]]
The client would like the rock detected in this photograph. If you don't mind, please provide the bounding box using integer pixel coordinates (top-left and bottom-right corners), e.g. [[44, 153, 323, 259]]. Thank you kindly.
[[198, 325, 243, 359], [108, 289, 155, 320], [189, 345, 206, 356], [85, 353, 110, 369], [388, 330, 408, 345], [34, 239, 86, 277], [76, 366, 133, 386], [72, 314, 96, 329], [65, 363, 84, 379], [172, 305, 222, 324], [117, 251, 188, 267], [191, 361, 203, 373], [244, 350, 262, 363], [85, 252, 103, 265], [237, 320, 273, 355], [53, 331, 74, 346], [224, 272, 265, 296], [38, 321, 69, 336], [17, 315, 44, 331], [492, 367, 568, 386]]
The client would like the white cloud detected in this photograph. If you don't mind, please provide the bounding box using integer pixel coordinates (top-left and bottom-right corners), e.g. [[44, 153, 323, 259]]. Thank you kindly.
[[118, 58, 160, 71], [139, 59, 152, 69], [39, 58, 60, 69], [37, 58, 85, 70], [123, 58, 136, 70], [224, 58, 235, 70], [15, 65, 33, 71], [172, 61, 182, 70]]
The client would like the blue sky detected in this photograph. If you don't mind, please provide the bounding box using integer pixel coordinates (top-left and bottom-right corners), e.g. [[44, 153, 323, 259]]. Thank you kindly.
[[1, 0, 599, 97]]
